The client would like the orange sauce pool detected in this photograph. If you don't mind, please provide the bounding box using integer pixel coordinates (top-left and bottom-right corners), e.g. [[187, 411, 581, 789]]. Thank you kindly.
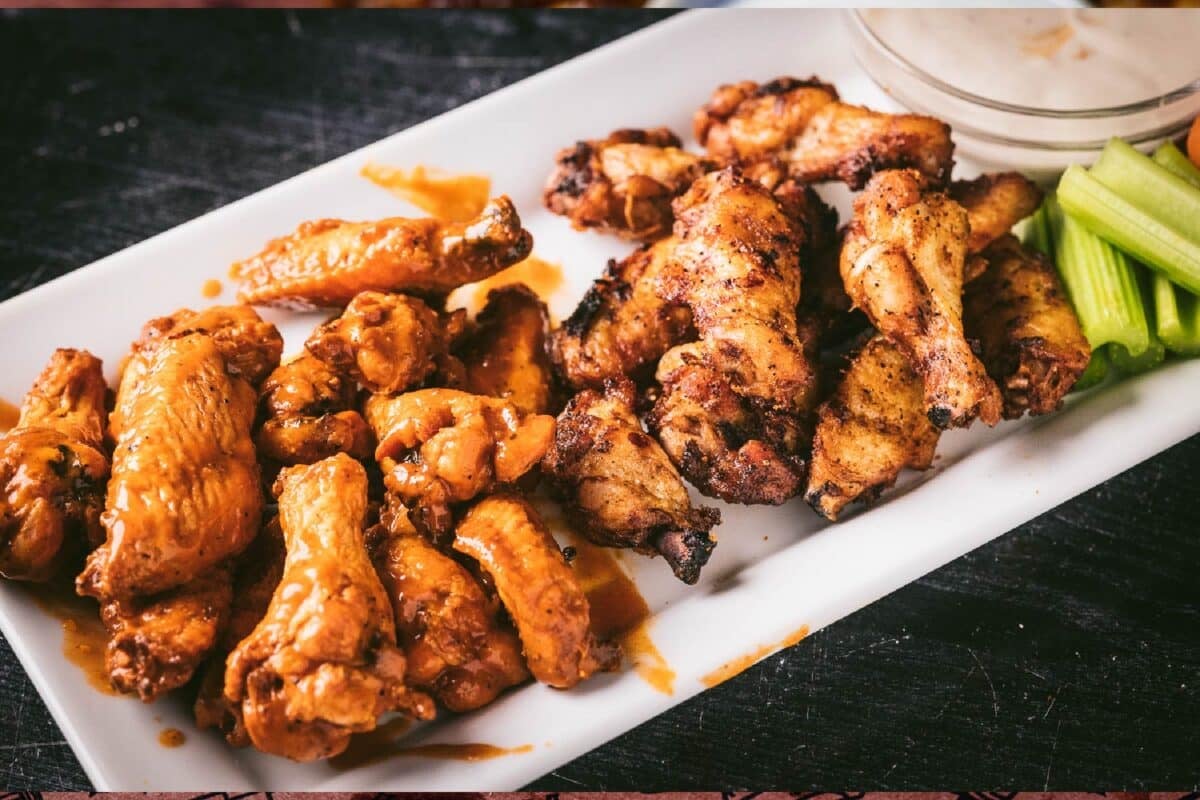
[[23, 580, 116, 696], [0, 398, 19, 432], [201, 278, 223, 298], [700, 625, 811, 688], [158, 728, 186, 748], [447, 255, 564, 315], [361, 162, 491, 223]]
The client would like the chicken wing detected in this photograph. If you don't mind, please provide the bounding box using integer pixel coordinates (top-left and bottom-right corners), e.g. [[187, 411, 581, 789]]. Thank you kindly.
[[224, 454, 434, 762], [551, 237, 693, 391], [364, 389, 555, 536], [256, 353, 373, 466], [649, 168, 817, 504], [233, 196, 533, 310], [0, 349, 108, 582], [542, 379, 720, 584], [370, 501, 528, 712], [964, 235, 1091, 418], [305, 291, 458, 395], [453, 493, 619, 689], [458, 284, 557, 415], [544, 128, 715, 241], [951, 172, 1044, 256], [840, 169, 1001, 428], [132, 304, 284, 386], [694, 76, 840, 164]]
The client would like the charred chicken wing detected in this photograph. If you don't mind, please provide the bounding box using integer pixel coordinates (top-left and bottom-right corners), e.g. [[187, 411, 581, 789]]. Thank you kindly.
[[233, 196, 533, 309], [694, 76, 840, 164], [453, 493, 619, 689], [542, 379, 720, 584], [458, 284, 557, 415], [0, 349, 108, 582], [964, 235, 1091, 418], [841, 169, 1001, 428], [224, 454, 434, 762], [256, 353, 373, 466]]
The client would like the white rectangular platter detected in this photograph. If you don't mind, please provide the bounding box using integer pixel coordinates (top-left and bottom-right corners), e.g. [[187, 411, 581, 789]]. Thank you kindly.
[[1, 9, 1197, 792]]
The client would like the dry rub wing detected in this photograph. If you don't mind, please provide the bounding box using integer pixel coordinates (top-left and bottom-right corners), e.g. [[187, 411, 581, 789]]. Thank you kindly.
[[694, 76, 840, 164], [542, 379, 720, 584], [458, 284, 558, 415], [951, 172, 1044, 256], [840, 169, 1001, 429], [233, 196, 533, 309], [0, 349, 108, 582], [453, 493, 619, 689], [544, 128, 715, 240], [805, 334, 940, 520], [964, 235, 1091, 418], [224, 455, 434, 762], [256, 353, 373, 466], [649, 168, 818, 504]]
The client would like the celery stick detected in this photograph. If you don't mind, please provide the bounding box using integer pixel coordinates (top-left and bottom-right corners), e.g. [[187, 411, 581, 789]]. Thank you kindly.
[[1110, 336, 1166, 374], [1057, 165, 1200, 295], [1090, 138, 1200, 244], [1154, 271, 1200, 355], [1153, 141, 1200, 190], [1072, 346, 1109, 392], [1021, 199, 1055, 258], [1051, 201, 1151, 356]]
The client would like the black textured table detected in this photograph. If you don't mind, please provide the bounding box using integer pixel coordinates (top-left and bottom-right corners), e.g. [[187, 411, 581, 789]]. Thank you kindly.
[[1, 10, 1197, 791]]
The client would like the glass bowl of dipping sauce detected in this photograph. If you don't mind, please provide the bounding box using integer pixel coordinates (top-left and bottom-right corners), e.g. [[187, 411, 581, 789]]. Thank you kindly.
[[848, 9, 1200, 180]]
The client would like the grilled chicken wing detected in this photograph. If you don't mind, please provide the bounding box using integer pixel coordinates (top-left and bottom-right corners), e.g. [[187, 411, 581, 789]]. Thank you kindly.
[[224, 455, 434, 762], [965, 235, 1091, 418], [233, 196, 533, 310], [364, 389, 555, 536], [841, 169, 1001, 428], [805, 334, 940, 520], [306, 291, 459, 395], [458, 284, 558, 415], [952, 172, 1044, 256], [370, 502, 529, 712], [0, 349, 108, 582], [542, 380, 720, 584], [649, 168, 817, 504], [453, 493, 619, 689], [256, 354, 372, 466], [694, 76, 840, 164], [544, 128, 716, 241]]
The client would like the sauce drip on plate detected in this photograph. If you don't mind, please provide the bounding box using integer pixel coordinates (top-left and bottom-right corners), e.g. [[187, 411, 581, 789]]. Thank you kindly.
[[700, 625, 811, 688], [201, 278, 223, 298], [158, 727, 186, 748], [330, 717, 531, 770], [23, 580, 116, 696], [447, 255, 564, 315], [361, 162, 491, 223]]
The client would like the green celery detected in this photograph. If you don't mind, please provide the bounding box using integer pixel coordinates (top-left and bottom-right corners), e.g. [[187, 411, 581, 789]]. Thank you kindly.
[[1056, 165, 1200, 295], [1152, 141, 1200, 190], [1073, 346, 1109, 391], [1110, 336, 1166, 374], [1090, 138, 1200, 244], [1021, 199, 1055, 258], [1050, 199, 1151, 356], [1153, 271, 1200, 355]]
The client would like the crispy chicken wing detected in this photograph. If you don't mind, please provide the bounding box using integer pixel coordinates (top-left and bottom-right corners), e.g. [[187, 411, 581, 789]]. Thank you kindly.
[[256, 353, 372, 466], [458, 284, 557, 415], [544, 128, 715, 241], [370, 502, 528, 712], [841, 169, 1001, 428], [453, 493, 619, 689], [224, 455, 434, 762], [805, 334, 940, 520], [365, 389, 555, 536], [952, 172, 1044, 256], [694, 76, 840, 164], [649, 168, 818, 504], [0, 349, 108, 582], [965, 235, 1091, 418], [305, 291, 457, 395], [542, 380, 720, 584], [132, 305, 283, 386], [234, 196, 533, 310]]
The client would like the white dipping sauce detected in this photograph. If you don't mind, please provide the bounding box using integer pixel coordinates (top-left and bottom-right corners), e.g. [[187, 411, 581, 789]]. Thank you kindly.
[[862, 10, 1200, 111]]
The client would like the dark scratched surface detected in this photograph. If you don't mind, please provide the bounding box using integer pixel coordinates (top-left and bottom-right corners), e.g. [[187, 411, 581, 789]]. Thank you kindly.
[[0, 10, 1198, 791]]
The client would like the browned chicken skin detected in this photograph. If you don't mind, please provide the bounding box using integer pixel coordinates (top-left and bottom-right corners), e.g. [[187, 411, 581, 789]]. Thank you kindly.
[[370, 502, 529, 712], [233, 196, 533, 310], [649, 168, 818, 505], [544, 128, 716, 241], [695, 76, 840, 164], [542, 379, 720, 584], [965, 235, 1091, 418], [0, 349, 108, 582], [841, 169, 1001, 429], [224, 455, 434, 762], [952, 172, 1044, 256], [256, 353, 373, 466], [453, 493, 619, 688], [459, 284, 558, 415], [365, 388, 555, 536], [132, 305, 284, 386], [805, 334, 940, 520]]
